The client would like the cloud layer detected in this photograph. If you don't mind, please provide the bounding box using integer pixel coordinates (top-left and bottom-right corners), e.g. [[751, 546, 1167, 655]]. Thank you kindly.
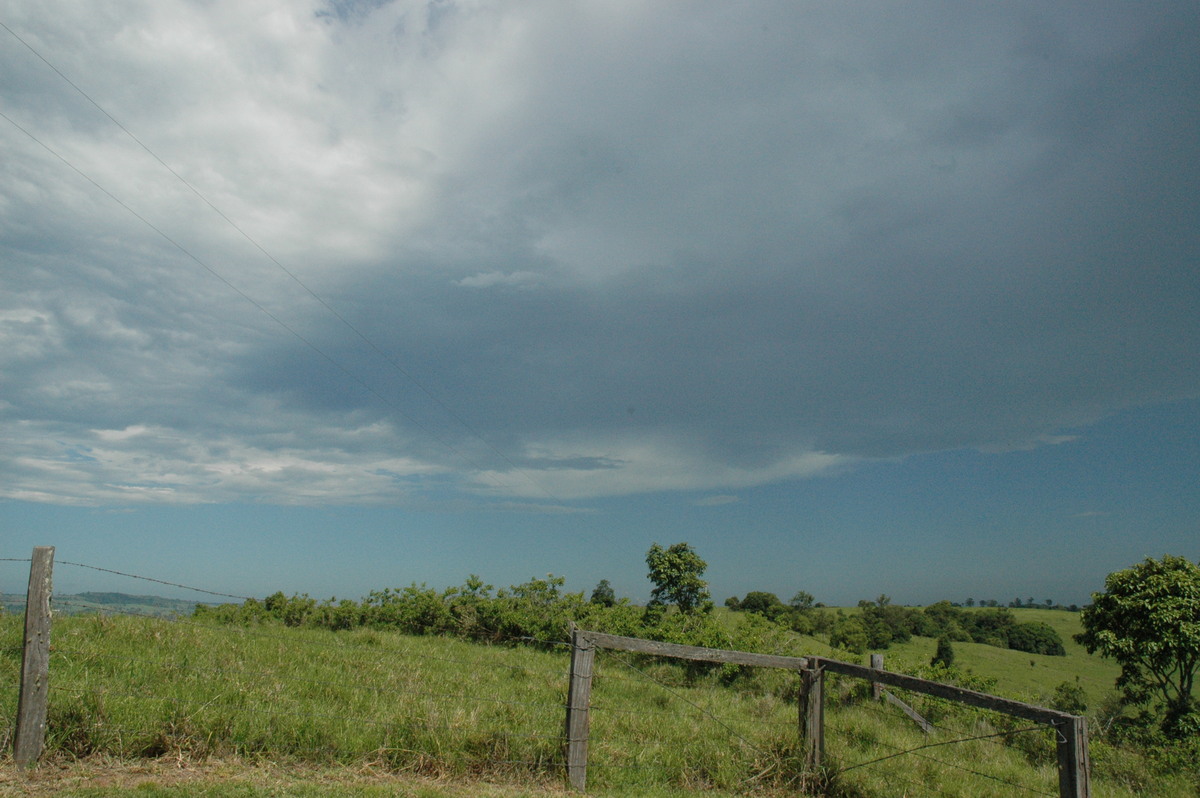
[[2, 0, 1198, 506]]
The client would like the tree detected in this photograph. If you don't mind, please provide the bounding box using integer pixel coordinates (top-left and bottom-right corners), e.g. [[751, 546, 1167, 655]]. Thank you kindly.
[[789, 590, 815, 610], [1076, 555, 1200, 737], [590, 579, 616, 607], [830, 616, 869, 654], [931, 635, 955, 668], [645, 542, 712, 615], [739, 591, 785, 620], [1008, 621, 1065, 656], [1051, 678, 1088, 715], [857, 595, 915, 649]]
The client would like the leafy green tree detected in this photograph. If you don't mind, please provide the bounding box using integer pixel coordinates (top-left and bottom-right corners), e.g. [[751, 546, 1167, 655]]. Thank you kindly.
[[645, 542, 713, 615], [789, 590, 815, 610], [738, 590, 785, 620], [1050, 678, 1088, 715], [1076, 555, 1200, 736], [1008, 621, 1065, 656], [963, 607, 1017, 648], [931, 635, 955, 668], [590, 579, 616, 607], [857, 595, 915, 649], [830, 616, 869, 654]]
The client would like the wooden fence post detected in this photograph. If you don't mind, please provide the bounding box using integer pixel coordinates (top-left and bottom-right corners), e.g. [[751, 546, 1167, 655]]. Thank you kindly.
[[1056, 715, 1091, 798], [564, 628, 596, 791], [799, 664, 824, 770], [870, 653, 884, 700], [14, 546, 54, 767]]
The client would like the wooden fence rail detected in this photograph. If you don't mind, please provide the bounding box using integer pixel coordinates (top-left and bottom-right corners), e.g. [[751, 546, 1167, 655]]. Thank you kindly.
[[564, 627, 1090, 797]]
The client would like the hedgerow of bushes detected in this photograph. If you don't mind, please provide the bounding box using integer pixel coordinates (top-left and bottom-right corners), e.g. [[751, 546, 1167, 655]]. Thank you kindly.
[[193, 574, 795, 661], [728, 593, 1066, 656]]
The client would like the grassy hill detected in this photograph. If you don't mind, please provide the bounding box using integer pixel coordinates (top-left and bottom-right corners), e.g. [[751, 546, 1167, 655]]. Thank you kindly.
[[719, 605, 1120, 705], [2, 609, 1196, 797], [1, 591, 209, 618], [862, 608, 1121, 708]]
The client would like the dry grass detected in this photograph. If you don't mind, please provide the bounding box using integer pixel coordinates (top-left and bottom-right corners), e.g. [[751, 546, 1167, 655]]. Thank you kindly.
[[0, 754, 571, 797]]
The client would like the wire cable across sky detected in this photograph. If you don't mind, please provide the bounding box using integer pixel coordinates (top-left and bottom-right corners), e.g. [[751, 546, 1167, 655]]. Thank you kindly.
[[0, 18, 560, 505]]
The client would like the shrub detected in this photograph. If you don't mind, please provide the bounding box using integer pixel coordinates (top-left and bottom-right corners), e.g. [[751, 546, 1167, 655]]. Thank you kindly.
[[1008, 621, 1066, 656], [738, 591, 786, 620], [830, 616, 869, 655], [931, 635, 955, 668]]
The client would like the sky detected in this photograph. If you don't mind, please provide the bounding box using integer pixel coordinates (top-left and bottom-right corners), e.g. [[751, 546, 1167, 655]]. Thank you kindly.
[[2, 0, 1198, 609]]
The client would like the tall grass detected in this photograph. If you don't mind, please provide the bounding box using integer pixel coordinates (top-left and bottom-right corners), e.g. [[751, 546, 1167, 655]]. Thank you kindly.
[[1, 611, 1197, 796]]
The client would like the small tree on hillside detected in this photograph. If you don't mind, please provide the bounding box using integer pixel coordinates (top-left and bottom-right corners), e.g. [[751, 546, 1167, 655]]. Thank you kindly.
[[830, 616, 869, 655], [590, 579, 616, 607], [931, 635, 955, 668], [739, 591, 785, 620], [789, 590, 815, 610], [645, 542, 712, 615], [1077, 555, 1200, 737]]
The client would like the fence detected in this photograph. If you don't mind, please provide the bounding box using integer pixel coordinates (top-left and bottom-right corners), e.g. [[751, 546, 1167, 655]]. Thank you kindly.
[[5, 547, 1091, 796], [565, 628, 1089, 797]]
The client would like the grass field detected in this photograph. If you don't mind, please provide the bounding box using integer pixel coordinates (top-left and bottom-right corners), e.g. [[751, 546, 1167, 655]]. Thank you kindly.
[[862, 608, 1122, 708], [1, 609, 1196, 797], [720, 606, 1122, 708]]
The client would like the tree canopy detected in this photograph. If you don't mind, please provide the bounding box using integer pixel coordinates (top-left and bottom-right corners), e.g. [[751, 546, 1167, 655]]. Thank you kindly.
[[645, 542, 712, 615], [590, 579, 616, 607], [1076, 554, 1200, 736]]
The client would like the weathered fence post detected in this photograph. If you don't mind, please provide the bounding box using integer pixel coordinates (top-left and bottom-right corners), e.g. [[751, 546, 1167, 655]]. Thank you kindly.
[[1056, 715, 1091, 798], [869, 653, 884, 700], [799, 663, 825, 770], [14, 546, 54, 767], [564, 627, 596, 791]]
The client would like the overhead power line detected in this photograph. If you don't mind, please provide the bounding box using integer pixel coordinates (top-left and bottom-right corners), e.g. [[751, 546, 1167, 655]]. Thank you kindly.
[[0, 19, 559, 504], [0, 105, 501, 492]]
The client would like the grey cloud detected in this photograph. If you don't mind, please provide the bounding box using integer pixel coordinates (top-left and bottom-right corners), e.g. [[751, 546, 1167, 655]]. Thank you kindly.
[[2, 0, 1197, 505]]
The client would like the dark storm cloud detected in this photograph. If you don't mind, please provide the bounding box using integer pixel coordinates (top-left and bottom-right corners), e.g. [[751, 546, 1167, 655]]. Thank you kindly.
[[2, 0, 1197, 503]]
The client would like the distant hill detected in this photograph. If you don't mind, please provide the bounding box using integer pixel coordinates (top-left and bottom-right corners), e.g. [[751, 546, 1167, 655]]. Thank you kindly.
[[1, 591, 211, 617]]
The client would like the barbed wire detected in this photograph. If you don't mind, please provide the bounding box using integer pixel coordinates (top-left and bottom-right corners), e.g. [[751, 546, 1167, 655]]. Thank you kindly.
[[589, 699, 797, 728], [597, 649, 774, 762], [864, 682, 1053, 754], [830, 716, 1054, 796], [56, 561, 255, 600]]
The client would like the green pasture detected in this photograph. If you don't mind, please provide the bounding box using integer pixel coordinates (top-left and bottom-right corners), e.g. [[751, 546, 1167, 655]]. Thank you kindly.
[[876, 608, 1121, 708], [1, 610, 1196, 797]]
